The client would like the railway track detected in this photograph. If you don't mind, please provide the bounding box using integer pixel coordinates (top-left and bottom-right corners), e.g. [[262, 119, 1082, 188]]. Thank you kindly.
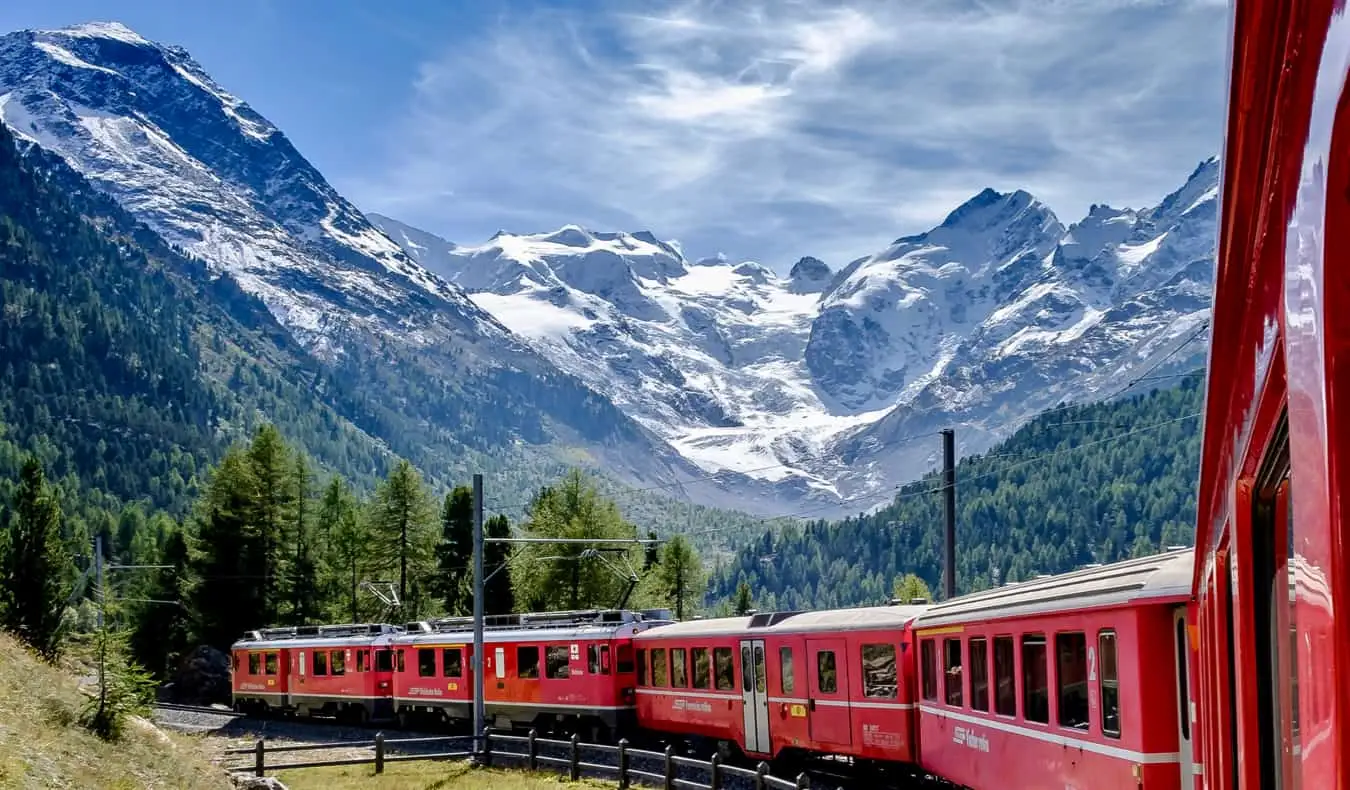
[[153, 702, 244, 717]]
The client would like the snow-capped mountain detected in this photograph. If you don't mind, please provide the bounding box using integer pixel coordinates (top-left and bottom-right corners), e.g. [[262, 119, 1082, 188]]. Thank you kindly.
[[0, 21, 732, 502], [375, 159, 1217, 512]]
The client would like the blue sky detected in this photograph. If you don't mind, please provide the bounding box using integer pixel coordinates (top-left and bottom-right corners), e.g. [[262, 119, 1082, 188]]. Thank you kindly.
[[0, 0, 1230, 269]]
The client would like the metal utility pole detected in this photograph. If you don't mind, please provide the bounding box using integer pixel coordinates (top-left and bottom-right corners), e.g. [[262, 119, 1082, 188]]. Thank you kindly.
[[942, 428, 957, 600], [472, 473, 485, 756], [95, 534, 106, 713]]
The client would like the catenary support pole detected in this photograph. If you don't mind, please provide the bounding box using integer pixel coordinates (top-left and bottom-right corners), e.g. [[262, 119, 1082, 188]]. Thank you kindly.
[[942, 428, 956, 599], [95, 534, 106, 712], [472, 473, 485, 757]]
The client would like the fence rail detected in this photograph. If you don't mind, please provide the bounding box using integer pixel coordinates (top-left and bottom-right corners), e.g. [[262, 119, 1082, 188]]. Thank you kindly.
[[222, 728, 839, 790]]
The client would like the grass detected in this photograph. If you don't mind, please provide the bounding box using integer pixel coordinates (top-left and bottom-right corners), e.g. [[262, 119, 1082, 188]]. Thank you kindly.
[[0, 631, 232, 789], [277, 761, 616, 790]]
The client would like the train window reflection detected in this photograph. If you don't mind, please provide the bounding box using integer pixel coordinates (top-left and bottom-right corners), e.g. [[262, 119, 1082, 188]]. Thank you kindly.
[[817, 650, 838, 693], [265, 652, 278, 675], [249, 653, 261, 675], [943, 639, 963, 707], [780, 647, 794, 694], [1021, 634, 1049, 723], [652, 648, 668, 687], [330, 650, 345, 676], [1099, 631, 1120, 738], [672, 648, 687, 688], [714, 647, 735, 690], [920, 639, 938, 701], [693, 647, 711, 689], [546, 646, 570, 679], [861, 644, 897, 698], [994, 637, 1016, 716], [969, 638, 989, 712], [1055, 632, 1088, 729]]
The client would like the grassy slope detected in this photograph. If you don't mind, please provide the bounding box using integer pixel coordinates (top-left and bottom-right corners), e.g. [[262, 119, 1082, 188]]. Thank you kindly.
[[0, 633, 231, 789], [278, 761, 615, 790]]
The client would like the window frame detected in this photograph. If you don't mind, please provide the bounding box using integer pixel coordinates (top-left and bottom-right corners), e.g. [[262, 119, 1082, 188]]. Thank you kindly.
[[517, 645, 540, 679], [713, 647, 735, 691], [248, 652, 261, 675], [264, 652, 278, 676], [779, 647, 795, 694], [651, 648, 668, 687], [692, 647, 711, 690], [920, 638, 938, 702], [443, 648, 463, 678], [313, 649, 329, 677], [1021, 633, 1050, 724], [993, 635, 1016, 717], [671, 647, 688, 688], [943, 638, 964, 707], [969, 637, 989, 712], [330, 649, 346, 676], [1098, 629, 1121, 739], [417, 647, 436, 678], [636, 648, 647, 686], [546, 645, 571, 679], [861, 643, 898, 699], [816, 649, 838, 694], [1055, 631, 1089, 730]]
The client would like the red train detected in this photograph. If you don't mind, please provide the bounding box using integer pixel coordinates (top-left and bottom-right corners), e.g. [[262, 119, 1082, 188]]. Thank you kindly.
[[231, 2, 1350, 786]]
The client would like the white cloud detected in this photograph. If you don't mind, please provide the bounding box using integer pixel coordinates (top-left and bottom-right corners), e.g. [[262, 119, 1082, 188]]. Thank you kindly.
[[355, 0, 1228, 269]]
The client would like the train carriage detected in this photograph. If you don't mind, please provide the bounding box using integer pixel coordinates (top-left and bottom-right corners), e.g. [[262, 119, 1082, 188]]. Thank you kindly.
[[911, 549, 1198, 790], [1193, 0, 1350, 788], [632, 605, 927, 766], [389, 608, 664, 739], [229, 623, 402, 720]]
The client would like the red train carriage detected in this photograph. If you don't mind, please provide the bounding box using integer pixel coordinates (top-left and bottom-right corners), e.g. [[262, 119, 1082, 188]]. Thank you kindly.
[[632, 605, 927, 766], [1195, 0, 1350, 787], [911, 549, 1197, 790], [389, 609, 667, 739], [230, 623, 402, 720]]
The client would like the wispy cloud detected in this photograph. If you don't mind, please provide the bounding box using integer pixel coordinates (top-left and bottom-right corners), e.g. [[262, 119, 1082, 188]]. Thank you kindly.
[[356, 0, 1228, 269]]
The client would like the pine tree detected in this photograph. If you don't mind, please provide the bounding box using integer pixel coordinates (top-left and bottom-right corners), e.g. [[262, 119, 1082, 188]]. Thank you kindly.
[[322, 476, 367, 622], [189, 448, 263, 650], [433, 487, 473, 616], [289, 452, 319, 625], [369, 460, 437, 617], [129, 525, 192, 678], [733, 580, 754, 616], [484, 514, 515, 615], [247, 425, 294, 624], [656, 535, 705, 620], [0, 457, 72, 659], [892, 572, 933, 603]]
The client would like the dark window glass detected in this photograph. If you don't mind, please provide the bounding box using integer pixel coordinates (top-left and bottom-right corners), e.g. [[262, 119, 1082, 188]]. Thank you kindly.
[[546, 646, 570, 679], [418, 648, 435, 677], [248, 653, 260, 675], [443, 648, 462, 677], [518, 646, 540, 679], [636, 649, 647, 686], [313, 650, 328, 676], [330, 649, 345, 676], [714, 647, 734, 690], [861, 644, 897, 698], [817, 650, 837, 694], [1022, 634, 1049, 723], [920, 639, 938, 701], [375, 649, 393, 673], [969, 638, 989, 712], [1099, 631, 1120, 738], [994, 637, 1016, 715], [587, 644, 600, 674], [356, 650, 367, 673], [616, 645, 633, 674], [944, 639, 963, 707], [1056, 633, 1088, 729]]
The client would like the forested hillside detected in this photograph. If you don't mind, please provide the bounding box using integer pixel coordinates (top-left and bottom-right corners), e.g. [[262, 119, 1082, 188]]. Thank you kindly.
[[709, 376, 1203, 610]]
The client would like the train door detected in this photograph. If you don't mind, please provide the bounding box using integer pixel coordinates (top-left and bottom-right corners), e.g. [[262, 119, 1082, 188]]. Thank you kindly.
[[1173, 607, 1195, 788], [739, 639, 771, 754], [806, 638, 851, 748]]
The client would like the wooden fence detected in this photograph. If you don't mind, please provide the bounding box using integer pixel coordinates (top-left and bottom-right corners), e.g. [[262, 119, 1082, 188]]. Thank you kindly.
[[222, 728, 840, 790]]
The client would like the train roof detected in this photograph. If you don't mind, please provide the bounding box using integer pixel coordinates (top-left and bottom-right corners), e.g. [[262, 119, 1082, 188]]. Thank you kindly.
[[913, 547, 1194, 630], [633, 604, 929, 641], [231, 622, 404, 649]]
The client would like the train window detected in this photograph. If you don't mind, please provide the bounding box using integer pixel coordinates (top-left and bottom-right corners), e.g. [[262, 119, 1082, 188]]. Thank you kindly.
[[969, 638, 989, 712], [920, 639, 938, 701], [616, 645, 632, 674], [861, 644, 897, 698], [994, 636, 1016, 715], [249, 653, 261, 675], [313, 650, 328, 676], [397, 650, 406, 673], [780, 647, 794, 694], [817, 650, 837, 694], [636, 649, 647, 685], [1021, 634, 1049, 723], [671, 648, 687, 687], [1099, 631, 1120, 738], [714, 647, 735, 690], [693, 648, 711, 689], [418, 648, 435, 677], [943, 639, 963, 706], [753, 645, 766, 694], [357, 650, 367, 673], [443, 648, 462, 677], [331, 650, 345, 676], [375, 649, 393, 673], [232, 653, 239, 671], [600, 645, 611, 675], [518, 646, 540, 679], [494, 647, 505, 679], [1055, 632, 1088, 729], [587, 644, 600, 674], [546, 646, 570, 679], [265, 653, 278, 675], [652, 648, 668, 687]]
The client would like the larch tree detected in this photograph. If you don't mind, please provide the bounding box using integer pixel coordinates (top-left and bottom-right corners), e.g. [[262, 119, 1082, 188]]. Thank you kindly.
[[320, 476, 367, 622], [656, 534, 705, 620], [369, 459, 437, 619], [0, 457, 72, 659]]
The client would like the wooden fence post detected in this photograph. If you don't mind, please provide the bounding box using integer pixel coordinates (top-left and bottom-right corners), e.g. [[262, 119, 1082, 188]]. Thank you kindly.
[[374, 732, 385, 775], [617, 738, 630, 789], [663, 745, 675, 790], [528, 728, 538, 771], [569, 733, 581, 780], [709, 753, 722, 790], [754, 761, 769, 790], [482, 727, 494, 768], [254, 739, 264, 777]]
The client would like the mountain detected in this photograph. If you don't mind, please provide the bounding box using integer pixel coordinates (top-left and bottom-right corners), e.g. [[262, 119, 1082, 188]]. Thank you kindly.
[[0, 21, 741, 510], [375, 160, 1217, 517], [709, 376, 1203, 611]]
